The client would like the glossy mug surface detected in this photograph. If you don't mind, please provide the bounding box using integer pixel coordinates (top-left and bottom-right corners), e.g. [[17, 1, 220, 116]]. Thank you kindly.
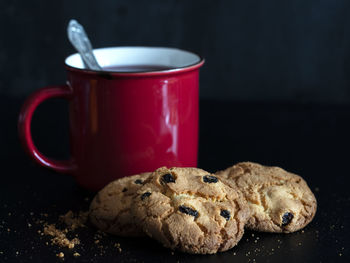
[[18, 47, 204, 191]]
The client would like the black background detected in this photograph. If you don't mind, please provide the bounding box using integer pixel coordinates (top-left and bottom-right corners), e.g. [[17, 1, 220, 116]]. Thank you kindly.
[[1, 1, 350, 262], [1, 0, 350, 102]]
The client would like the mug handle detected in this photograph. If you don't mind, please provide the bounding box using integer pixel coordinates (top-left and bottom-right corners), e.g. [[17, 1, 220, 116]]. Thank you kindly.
[[18, 85, 77, 174]]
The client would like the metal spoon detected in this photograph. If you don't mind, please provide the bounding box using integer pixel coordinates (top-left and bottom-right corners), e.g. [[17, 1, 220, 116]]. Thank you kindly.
[[67, 19, 102, 71]]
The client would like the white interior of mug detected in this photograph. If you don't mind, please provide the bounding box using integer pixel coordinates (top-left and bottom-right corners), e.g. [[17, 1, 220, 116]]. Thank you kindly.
[[65, 47, 202, 72]]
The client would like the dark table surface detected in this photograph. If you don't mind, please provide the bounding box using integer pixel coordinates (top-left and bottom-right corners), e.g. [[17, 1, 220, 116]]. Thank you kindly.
[[1, 97, 349, 262]]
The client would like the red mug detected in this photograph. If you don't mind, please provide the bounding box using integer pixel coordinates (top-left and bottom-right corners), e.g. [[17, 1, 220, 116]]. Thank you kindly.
[[18, 47, 204, 191]]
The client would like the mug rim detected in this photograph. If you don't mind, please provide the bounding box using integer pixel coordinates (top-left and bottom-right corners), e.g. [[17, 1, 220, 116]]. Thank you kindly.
[[64, 46, 205, 76]]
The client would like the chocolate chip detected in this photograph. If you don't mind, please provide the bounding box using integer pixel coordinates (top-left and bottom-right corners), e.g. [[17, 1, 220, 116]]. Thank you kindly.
[[141, 192, 151, 200], [282, 212, 294, 226], [220, 209, 231, 221], [134, 179, 143, 185], [203, 175, 218, 183], [179, 205, 198, 218], [122, 188, 128, 192], [162, 173, 175, 183]]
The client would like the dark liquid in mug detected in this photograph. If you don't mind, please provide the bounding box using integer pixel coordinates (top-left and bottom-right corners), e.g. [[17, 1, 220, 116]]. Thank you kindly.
[[103, 65, 173, 72]]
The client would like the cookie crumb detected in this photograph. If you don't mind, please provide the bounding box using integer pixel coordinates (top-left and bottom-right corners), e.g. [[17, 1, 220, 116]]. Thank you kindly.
[[28, 223, 32, 228], [114, 243, 122, 252], [94, 240, 100, 244], [15, 251, 19, 255], [56, 252, 64, 258], [43, 224, 80, 249], [68, 243, 75, 249], [73, 252, 80, 257], [59, 210, 88, 230]]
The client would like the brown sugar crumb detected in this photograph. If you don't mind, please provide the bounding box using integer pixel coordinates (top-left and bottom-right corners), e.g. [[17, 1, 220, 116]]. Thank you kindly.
[[59, 210, 88, 231], [56, 252, 64, 258], [43, 224, 80, 249], [73, 252, 81, 257]]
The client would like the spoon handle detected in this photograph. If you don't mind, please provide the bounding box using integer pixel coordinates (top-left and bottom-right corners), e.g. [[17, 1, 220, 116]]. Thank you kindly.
[[67, 19, 102, 71]]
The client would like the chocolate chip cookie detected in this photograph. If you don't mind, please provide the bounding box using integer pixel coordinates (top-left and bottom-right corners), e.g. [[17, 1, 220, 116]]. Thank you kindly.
[[216, 162, 317, 233], [131, 167, 250, 254], [89, 172, 151, 236]]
